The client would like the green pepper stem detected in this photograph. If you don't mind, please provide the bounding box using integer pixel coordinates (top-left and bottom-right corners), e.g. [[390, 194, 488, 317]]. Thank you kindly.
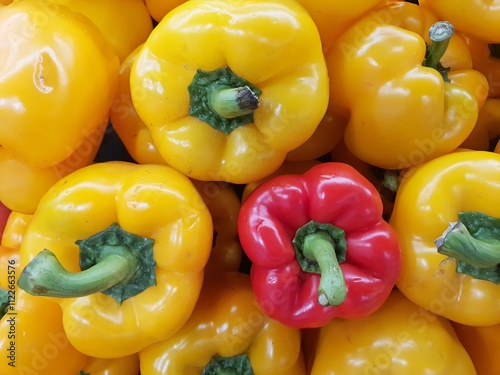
[[17, 247, 138, 298], [209, 86, 259, 119], [302, 231, 347, 306], [201, 354, 254, 375], [424, 21, 454, 70], [435, 221, 500, 269]]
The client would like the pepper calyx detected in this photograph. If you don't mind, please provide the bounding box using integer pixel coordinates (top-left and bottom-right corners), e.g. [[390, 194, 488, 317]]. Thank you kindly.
[[201, 354, 254, 375], [188, 66, 261, 135]]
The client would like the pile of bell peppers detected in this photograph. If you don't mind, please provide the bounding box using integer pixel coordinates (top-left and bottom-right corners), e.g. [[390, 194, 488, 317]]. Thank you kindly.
[[1, 0, 499, 373]]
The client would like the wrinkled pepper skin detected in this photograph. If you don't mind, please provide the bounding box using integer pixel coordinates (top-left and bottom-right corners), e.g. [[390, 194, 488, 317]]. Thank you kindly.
[[110, 43, 166, 165], [325, 4, 488, 170], [238, 162, 401, 328], [419, 0, 500, 43], [18, 162, 214, 358], [139, 272, 306, 375], [80, 354, 140, 375], [452, 321, 500, 375], [0, 0, 119, 213], [44, 0, 153, 63], [390, 150, 500, 326], [130, 0, 329, 183], [307, 290, 477, 375]]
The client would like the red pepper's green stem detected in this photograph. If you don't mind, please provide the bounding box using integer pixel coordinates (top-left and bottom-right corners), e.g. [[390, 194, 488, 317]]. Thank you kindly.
[[209, 86, 259, 119], [18, 247, 136, 298], [435, 212, 500, 284], [301, 231, 347, 306], [424, 21, 454, 70], [17, 223, 156, 304]]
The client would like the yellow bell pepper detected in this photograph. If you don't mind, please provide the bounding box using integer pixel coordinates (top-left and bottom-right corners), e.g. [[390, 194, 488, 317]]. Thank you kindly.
[[130, 0, 329, 183], [460, 98, 500, 151], [306, 289, 477, 374], [325, 4, 488, 170], [466, 37, 500, 98], [419, 0, 500, 43], [390, 150, 500, 326], [80, 354, 140, 375], [1, 211, 32, 250], [452, 321, 500, 375], [17, 161, 214, 358], [110, 44, 166, 165], [0, 0, 120, 213], [39, 0, 153, 62], [139, 272, 306, 375]]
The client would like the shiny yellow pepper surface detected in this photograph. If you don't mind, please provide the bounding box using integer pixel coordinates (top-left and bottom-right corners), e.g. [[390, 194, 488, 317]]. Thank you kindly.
[[130, 0, 329, 184], [17, 162, 214, 358], [307, 289, 477, 375], [326, 13, 487, 170], [390, 150, 500, 326], [140, 272, 306, 375], [0, 0, 119, 213]]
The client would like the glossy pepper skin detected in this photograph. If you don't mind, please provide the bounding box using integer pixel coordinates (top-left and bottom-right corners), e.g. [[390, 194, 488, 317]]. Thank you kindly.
[[0, 0, 119, 213], [466, 37, 500, 98], [325, 8, 488, 170], [452, 321, 500, 375], [419, 0, 500, 43], [144, 0, 186, 22], [238, 162, 401, 328], [307, 289, 477, 375], [17, 161, 213, 358], [130, 0, 329, 184], [79, 354, 140, 375], [44, 0, 153, 62], [139, 272, 306, 375], [390, 150, 500, 326]]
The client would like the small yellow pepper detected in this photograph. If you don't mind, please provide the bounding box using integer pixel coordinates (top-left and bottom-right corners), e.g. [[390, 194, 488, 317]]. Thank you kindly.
[[452, 321, 500, 375], [139, 272, 306, 375], [17, 161, 213, 358], [390, 150, 500, 326], [306, 289, 477, 374], [130, 0, 329, 183], [460, 98, 500, 151]]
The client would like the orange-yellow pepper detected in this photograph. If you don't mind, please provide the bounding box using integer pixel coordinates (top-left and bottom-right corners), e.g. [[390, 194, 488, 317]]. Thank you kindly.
[[419, 0, 500, 43], [80, 354, 141, 375], [39, 0, 153, 62], [110, 44, 166, 165], [144, 0, 186, 23], [139, 272, 306, 375], [0, 0, 120, 213], [460, 98, 500, 151], [452, 321, 500, 375], [390, 150, 500, 326], [306, 289, 477, 374], [325, 2, 488, 170], [130, 0, 329, 183], [17, 161, 213, 358], [466, 37, 500, 98]]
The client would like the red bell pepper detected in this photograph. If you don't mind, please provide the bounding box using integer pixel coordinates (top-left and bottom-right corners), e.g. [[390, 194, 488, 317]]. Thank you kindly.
[[237, 162, 402, 328]]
